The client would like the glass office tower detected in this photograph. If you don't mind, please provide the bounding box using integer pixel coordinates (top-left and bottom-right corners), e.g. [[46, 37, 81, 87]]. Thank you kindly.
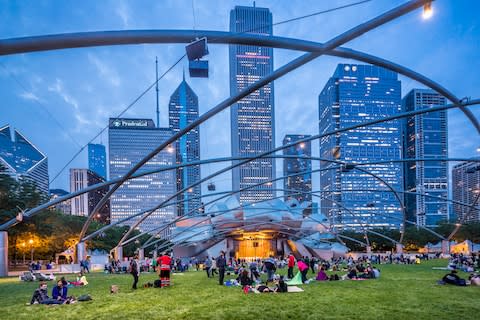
[[319, 64, 403, 229], [0, 125, 49, 194], [229, 5, 275, 204], [88, 143, 107, 180], [452, 159, 480, 223], [109, 118, 176, 232], [283, 135, 312, 203], [403, 89, 449, 227], [169, 76, 201, 216]]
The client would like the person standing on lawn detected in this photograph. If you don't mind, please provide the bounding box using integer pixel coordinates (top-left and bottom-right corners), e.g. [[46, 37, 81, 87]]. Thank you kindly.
[[288, 253, 295, 279], [130, 255, 140, 290], [158, 252, 172, 287], [217, 251, 227, 285]]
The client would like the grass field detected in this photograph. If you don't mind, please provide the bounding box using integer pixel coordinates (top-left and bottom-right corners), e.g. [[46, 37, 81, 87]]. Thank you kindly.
[[0, 259, 479, 320]]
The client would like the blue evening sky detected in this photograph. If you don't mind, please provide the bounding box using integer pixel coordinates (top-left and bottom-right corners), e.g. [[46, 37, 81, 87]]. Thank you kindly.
[[1, 0, 479, 195]]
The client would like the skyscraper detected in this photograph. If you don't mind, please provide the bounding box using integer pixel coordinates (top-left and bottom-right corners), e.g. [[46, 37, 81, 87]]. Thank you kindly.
[[452, 159, 480, 223], [88, 143, 107, 180], [0, 124, 49, 194], [70, 168, 110, 224], [403, 89, 449, 227], [319, 64, 403, 229], [229, 5, 275, 204], [108, 118, 176, 232], [169, 75, 201, 216], [283, 135, 312, 203]]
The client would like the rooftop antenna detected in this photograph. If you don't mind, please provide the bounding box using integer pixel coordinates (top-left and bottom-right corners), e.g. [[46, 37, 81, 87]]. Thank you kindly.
[[155, 56, 160, 128]]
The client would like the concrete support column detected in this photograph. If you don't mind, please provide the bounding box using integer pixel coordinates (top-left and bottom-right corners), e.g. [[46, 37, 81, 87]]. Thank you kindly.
[[153, 248, 158, 260], [0, 231, 8, 277], [115, 246, 123, 261], [138, 248, 145, 260], [441, 240, 450, 255], [396, 243, 404, 254], [366, 246, 372, 255], [76, 242, 86, 263]]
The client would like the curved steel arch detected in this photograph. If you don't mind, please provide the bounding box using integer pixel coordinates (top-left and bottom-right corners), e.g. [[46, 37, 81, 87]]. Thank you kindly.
[[1, 0, 476, 255], [0, 1, 474, 238]]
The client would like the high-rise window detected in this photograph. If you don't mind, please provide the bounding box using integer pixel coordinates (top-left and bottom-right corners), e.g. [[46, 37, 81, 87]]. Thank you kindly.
[[319, 64, 404, 229], [169, 76, 201, 216], [229, 5, 275, 204]]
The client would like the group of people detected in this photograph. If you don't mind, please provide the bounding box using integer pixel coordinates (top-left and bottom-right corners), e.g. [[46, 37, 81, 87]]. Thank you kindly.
[[440, 253, 480, 286], [203, 251, 227, 285], [29, 274, 88, 305], [128, 252, 173, 290]]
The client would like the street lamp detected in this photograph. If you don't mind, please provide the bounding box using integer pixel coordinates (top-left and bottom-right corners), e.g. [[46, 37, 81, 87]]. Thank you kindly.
[[21, 242, 26, 265], [422, 2, 433, 20], [28, 239, 34, 262]]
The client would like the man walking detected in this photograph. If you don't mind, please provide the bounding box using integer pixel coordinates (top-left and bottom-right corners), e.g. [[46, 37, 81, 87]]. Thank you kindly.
[[204, 256, 212, 278], [217, 251, 226, 285], [130, 255, 140, 290]]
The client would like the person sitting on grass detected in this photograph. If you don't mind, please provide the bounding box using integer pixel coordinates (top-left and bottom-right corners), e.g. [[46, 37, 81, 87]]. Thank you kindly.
[[316, 267, 328, 281], [442, 270, 466, 286], [70, 273, 88, 286], [238, 269, 252, 287], [30, 282, 63, 305], [275, 276, 288, 293], [52, 280, 68, 302], [346, 266, 358, 280]]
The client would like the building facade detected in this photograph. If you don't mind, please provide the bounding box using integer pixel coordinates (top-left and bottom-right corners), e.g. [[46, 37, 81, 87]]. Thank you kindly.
[[318, 64, 404, 229], [452, 159, 480, 223], [283, 135, 312, 203], [169, 76, 201, 216], [0, 125, 49, 194], [70, 168, 110, 224], [88, 143, 107, 180], [108, 118, 176, 233], [49, 189, 71, 215], [229, 5, 275, 204], [403, 89, 449, 227]]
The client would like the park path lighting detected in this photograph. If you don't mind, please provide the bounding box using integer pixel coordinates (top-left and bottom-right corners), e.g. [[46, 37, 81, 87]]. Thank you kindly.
[[28, 239, 34, 262], [422, 2, 433, 19], [21, 242, 26, 264]]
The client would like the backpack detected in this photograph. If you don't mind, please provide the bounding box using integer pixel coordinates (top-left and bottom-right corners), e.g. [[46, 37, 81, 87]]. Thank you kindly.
[[154, 279, 161, 288], [78, 294, 92, 301]]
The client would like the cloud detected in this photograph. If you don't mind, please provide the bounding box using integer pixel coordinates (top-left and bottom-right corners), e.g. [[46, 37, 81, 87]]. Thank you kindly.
[[18, 91, 42, 102], [87, 53, 121, 87], [48, 78, 79, 110], [115, 0, 131, 28]]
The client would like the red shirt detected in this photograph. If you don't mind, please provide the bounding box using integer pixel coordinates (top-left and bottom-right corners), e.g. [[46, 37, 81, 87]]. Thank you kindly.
[[288, 255, 295, 268], [158, 255, 171, 270]]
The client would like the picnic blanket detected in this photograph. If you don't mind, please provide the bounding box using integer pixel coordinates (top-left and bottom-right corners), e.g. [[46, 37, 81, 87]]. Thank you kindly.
[[286, 272, 303, 285], [253, 285, 304, 293], [287, 286, 304, 293]]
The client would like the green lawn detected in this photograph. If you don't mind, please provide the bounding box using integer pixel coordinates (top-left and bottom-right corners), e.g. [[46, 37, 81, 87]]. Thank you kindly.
[[1, 259, 479, 320]]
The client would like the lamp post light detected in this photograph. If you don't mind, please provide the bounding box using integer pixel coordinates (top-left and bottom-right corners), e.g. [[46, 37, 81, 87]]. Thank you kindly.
[[21, 242, 26, 265], [422, 2, 433, 19], [28, 239, 34, 262]]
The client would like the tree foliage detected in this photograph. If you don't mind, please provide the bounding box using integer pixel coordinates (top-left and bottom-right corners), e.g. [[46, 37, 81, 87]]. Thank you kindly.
[[1, 164, 154, 261]]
